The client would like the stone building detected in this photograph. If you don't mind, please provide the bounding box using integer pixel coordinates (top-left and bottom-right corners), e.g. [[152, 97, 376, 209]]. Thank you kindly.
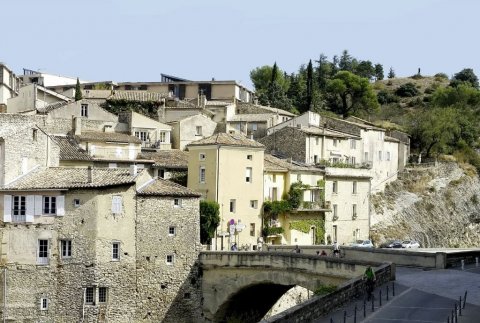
[[0, 166, 201, 322]]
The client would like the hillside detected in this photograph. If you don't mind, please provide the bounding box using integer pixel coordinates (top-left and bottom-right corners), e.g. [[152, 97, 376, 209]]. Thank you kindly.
[[370, 162, 480, 248]]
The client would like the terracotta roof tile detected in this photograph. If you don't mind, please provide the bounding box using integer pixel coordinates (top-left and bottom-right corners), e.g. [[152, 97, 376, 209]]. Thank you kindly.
[[109, 91, 167, 102], [138, 150, 188, 168], [51, 135, 93, 161], [137, 178, 201, 197], [187, 133, 264, 148], [264, 154, 323, 172], [2, 167, 137, 190], [76, 131, 142, 144]]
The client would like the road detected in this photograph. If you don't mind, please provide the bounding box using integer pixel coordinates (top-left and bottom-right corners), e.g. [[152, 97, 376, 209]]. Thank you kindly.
[[315, 265, 480, 323]]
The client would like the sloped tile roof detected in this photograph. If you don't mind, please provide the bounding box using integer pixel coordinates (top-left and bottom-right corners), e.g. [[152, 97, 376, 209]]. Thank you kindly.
[[236, 103, 296, 117], [187, 133, 264, 148], [264, 154, 323, 172], [229, 114, 273, 122], [76, 131, 142, 144], [51, 135, 93, 161], [39, 101, 69, 113], [298, 126, 357, 139], [138, 150, 188, 168], [109, 91, 167, 102], [2, 167, 137, 190], [137, 178, 201, 197]]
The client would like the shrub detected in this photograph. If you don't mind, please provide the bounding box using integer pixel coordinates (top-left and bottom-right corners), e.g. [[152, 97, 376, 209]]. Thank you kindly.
[[434, 72, 449, 80], [395, 82, 419, 97], [377, 90, 399, 104], [314, 285, 337, 295]]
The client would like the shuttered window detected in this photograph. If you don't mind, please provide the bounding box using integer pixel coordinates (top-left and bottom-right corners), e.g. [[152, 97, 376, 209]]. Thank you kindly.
[[111, 196, 122, 214]]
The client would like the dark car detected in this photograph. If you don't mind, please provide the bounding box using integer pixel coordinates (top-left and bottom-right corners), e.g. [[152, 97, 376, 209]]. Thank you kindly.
[[380, 240, 403, 248]]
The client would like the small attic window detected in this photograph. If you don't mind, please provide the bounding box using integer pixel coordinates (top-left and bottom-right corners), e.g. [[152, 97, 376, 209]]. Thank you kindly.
[[32, 129, 38, 141]]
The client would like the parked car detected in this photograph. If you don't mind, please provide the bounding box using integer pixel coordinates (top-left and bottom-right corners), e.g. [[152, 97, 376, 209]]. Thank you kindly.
[[350, 239, 374, 248], [402, 240, 420, 248], [380, 240, 403, 248]]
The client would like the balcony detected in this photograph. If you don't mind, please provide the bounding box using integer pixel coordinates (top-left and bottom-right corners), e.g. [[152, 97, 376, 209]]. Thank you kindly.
[[141, 140, 171, 150], [297, 200, 329, 211], [317, 159, 372, 169]]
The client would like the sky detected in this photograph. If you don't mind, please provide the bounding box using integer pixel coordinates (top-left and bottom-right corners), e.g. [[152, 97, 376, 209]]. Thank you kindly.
[[1, 0, 479, 90]]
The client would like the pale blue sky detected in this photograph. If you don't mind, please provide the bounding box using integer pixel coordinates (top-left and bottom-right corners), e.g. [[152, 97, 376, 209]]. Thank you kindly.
[[1, 0, 478, 89]]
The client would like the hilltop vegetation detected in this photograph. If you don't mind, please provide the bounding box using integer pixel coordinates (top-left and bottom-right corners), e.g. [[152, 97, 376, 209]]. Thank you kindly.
[[250, 52, 480, 172]]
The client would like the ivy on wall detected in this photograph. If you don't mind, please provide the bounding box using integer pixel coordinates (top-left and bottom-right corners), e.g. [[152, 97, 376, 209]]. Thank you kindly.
[[289, 219, 325, 244], [102, 100, 161, 120]]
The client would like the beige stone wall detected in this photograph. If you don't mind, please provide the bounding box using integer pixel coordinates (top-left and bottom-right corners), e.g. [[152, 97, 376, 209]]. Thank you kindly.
[[135, 196, 202, 322], [187, 145, 219, 201]]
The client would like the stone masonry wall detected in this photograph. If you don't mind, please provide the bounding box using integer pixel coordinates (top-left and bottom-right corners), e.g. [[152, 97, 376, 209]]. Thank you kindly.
[[323, 117, 361, 137], [136, 196, 202, 322], [259, 127, 306, 162]]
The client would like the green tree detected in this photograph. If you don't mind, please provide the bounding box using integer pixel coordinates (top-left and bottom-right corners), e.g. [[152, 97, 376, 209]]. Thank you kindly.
[[326, 71, 379, 118], [315, 53, 331, 90], [74, 77, 82, 101], [450, 68, 479, 89], [354, 60, 375, 80], [388, 67, 396, 79], [306, 60, 314, 110], [200, 201, 220, 245], [374, 64, 384, 80], [339, 50, 354, 72], [431, 84, 480, 108], [250, 64, 289, 94], [395, 82, 419, 97]]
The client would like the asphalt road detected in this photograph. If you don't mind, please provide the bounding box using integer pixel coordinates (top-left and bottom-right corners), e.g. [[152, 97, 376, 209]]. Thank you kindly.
[[315, 265, 480, 323]]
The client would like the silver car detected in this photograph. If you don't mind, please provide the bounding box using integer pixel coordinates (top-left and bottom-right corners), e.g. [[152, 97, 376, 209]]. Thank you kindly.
[[402, 240, 420, 248]]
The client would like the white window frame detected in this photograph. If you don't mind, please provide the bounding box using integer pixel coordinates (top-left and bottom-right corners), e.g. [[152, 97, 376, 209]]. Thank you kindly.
[[196, 126, 203, 136], [112, 195, 122, 214], [174, 198, 182, 208], [12, 195, 26, 222], [40, 297, 48, 310], [112, 242, 120, 261], [350, 139, 356, 149], [37, 239, 49, 265], [250, 200, 258, 209], [199, 166, 206, 183], [81, 104, 88, 117], [166, 254, 174, 265], [98, 287, 107, 303], [333, 204, 338, 219], [251, 123, 257, 131], [43, 196, 57, 215], [386, 151, 391, 161], [159, 131, 167, 143], [168, 226, 176, 236], [245, 167, 252, 183], [61, 239, 72, 258], [199, 153, 206, 161], [333, 181, 338, 194]]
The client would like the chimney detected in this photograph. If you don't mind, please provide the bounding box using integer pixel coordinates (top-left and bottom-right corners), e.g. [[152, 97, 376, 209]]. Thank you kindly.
[[87, 166, 93, 183], [73, 116, 81, 135], [130, 164, 138, 176]]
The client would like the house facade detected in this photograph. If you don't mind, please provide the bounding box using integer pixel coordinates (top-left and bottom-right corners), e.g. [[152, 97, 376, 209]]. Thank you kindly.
[[169, 114, 217, 150], [0, 63, 20, 107], [187, 133, 264, 251]]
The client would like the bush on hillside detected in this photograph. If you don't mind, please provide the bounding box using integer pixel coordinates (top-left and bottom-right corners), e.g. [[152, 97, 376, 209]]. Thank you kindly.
[[395, 82, 419, 97], [377, 90, 399, 104]]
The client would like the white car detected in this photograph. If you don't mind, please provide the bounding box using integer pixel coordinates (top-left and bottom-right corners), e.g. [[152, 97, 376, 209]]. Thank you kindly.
[[402, 240, 420, 248], [350, 239, 374, 248]]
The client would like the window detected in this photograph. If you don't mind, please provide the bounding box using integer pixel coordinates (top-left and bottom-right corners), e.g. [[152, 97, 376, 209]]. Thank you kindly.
[[252, 123, 257, 131], [350, 139, 356, 149], [61, 240, 72, 258], [159, 169, 165, 178], [168, 226, 176, 236], [314, 155, 318, 164], [247, 154, 253, 160], [159, 131, 167, 143], [85, 287, 94, 305], [333, 181, 338, 194], [12, 195, 26, 222], [273, 174, 276, 183], [112, 196, 122, 214], [315, 137, 319, 145], [174, 198, 182, 207], [352, 181, 357, 194], [199, 153, 206, 161], [352, 204, 357, 218], [112, 242, 120, 261], [73, 199, 80, 207], [230, 199, 236, 213], [199, 167, 206, 183], [135, 131, 148, 142], [333, 139, 338, 147], [250, 223, 255, 237], [351, 156, 356, 165], [378, 151, 382, 161], [98, 287, 107, 303], [33, 129, 38, 141], [196, 126, 203, 136], [166, 254, 174, 265], [81, 104, 88, 117], [38, 239, 49, 265], [364, 152, 369, 162], [40, 297, 48, 310], [333, 204, 338, 219], [386, 151, 391, 161], [245, 167, 252, 183], [250, 200, 258, 209], [43, 196, 56, 215]]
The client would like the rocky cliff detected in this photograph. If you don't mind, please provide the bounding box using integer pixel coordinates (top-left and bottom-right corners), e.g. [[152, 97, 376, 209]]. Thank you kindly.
[[370, 162, 480, 247]]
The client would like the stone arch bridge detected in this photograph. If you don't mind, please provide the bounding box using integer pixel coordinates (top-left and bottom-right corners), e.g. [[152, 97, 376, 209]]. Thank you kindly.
[[199, 251, 375, 322]]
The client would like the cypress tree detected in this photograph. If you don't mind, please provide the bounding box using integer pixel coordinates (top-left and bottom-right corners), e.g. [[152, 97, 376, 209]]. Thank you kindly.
[[75, 77, 83, 101], [306, 60, 314, 110], [388, 67, 396, 79]]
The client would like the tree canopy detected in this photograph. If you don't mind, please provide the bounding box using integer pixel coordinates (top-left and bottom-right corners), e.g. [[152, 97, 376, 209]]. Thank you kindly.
[[74, 78, 82, 101], [200, 201, 220, 245]]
